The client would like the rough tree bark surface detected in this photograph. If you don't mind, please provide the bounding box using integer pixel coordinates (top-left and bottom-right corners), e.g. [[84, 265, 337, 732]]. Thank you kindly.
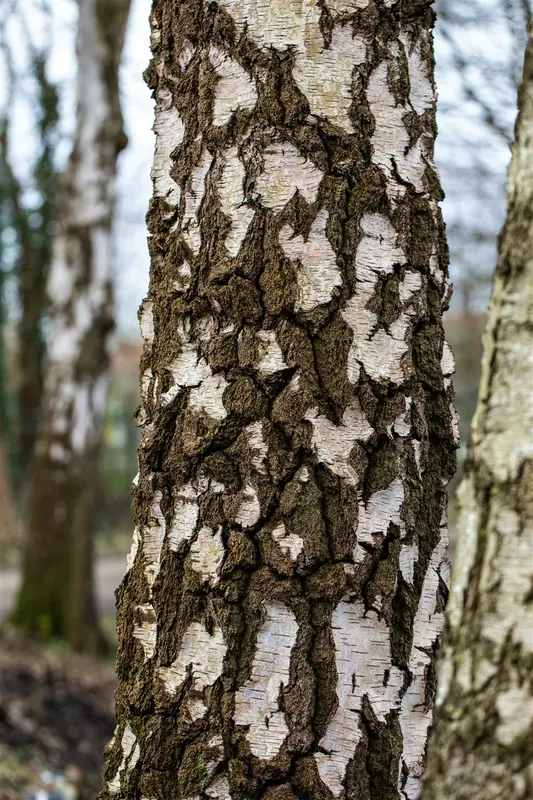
[[422, 25, 533, 800], [101, 1, 456, 797], [12, 0, 131, 652]]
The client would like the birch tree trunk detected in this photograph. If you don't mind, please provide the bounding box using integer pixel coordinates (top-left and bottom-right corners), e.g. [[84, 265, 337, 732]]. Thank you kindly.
[[11, 0, 131, 653], [422, 25, 533, 800], [101, 1, 456, 796]]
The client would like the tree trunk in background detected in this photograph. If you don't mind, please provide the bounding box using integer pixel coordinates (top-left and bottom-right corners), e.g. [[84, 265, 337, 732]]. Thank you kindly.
[[0, 430, 17, 545], [422, 25, 533, 800], [101, 1, 456, 797], [11, 0, 131, 653], [16, 56, 59, 486]]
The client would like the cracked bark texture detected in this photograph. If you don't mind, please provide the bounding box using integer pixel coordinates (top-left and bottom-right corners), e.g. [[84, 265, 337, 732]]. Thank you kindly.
[[100, 1, 456, 797], [422, 25, 533, 800], [11, 0, 131, 653]]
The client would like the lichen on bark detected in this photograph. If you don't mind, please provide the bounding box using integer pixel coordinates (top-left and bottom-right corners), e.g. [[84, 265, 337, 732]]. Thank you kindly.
[[101, 1, 456, 797], [422, 25, 533, 800]]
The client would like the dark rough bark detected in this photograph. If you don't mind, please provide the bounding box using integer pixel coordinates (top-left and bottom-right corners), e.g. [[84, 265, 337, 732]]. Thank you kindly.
[[101, 1, 456, 797], [11, 0, 131, 654], [422, 25, 533, 800]]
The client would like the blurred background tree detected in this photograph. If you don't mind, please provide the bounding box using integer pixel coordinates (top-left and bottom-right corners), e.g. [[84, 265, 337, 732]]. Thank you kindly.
[[9, 0, 132, 654], [424, 22, 533, 796]]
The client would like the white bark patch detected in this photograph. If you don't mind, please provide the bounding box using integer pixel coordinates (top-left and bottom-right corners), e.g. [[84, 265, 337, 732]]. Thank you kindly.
[[398, 533, 447, 799], [107, 722, 140, 794], [279, 210, 342, 311], [125, 526, 141, 574], [429, 243, 443, 286], [256, 330, 288, 376], [218, 2, 365, 131], [399, 31, 435, 116], [480, 504, 533, 653], [246, 421, 268, 474], [169, 483, 200, 550], [162, 331, 228, 420], [139, 299, 155, 344], [217, 146, 255, 256], [141, 368, 153, 405], [496, 680, 533, 745], [181, 149, 214, 254], [216, 0, 321, 51], [151, 90, 184, 206], [272, 522, 304, 561], [293, 24, 366, 132], [306, 401, 374, 486], [235, 601, 298, 759], [326, 0, 369, 11], [393, 397, 412, 437], [209, 46, 257, 126], [342, 227, 422, 384], [316, 600, 403, 796], [235, 483, 261, 528], [188, 526, 225, 586], [441, 340, 455, 378], [189, 373, 229, 421], [174, 261, 192, 292], [367, 59, 432, 200], [158, 623, 226, 719], [254, 142, 323, 211], [133, 604, 157, 662], [342, 213, 414, 385], [162, 346, 208, 398], [399, 543, 418, 585], [446, 475, 479, 631], [356, 478, 406, 550], [143, 491, 166, 589]]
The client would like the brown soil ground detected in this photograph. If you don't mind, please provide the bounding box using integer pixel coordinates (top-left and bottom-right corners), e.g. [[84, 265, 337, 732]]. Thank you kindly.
[[0, 632, 116, 799]]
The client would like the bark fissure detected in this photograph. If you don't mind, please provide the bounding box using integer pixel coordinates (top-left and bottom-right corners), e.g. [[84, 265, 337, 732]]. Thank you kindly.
[[101, 1, 455, 797]]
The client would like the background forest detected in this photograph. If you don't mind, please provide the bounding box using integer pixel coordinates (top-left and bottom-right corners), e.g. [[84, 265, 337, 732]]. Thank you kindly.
[[0, 0, 530, 797]]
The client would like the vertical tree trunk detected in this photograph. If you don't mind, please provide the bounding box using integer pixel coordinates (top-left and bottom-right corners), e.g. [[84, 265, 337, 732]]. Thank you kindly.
[[422, 25, 533, 800], [11, 0, 131, 653], [101, 1, 456, 796], [0, 430, 17, 544]]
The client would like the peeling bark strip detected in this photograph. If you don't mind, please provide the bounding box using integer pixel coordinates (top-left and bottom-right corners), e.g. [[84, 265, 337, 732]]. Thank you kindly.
[[12, 0, 131, 652], [423, 27, 533, 800], [101, 1, 456, 797]]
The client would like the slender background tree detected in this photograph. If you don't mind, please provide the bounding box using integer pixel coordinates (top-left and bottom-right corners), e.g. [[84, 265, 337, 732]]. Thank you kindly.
[[11, 0, 131, 653], [423, 24, 533, 800]]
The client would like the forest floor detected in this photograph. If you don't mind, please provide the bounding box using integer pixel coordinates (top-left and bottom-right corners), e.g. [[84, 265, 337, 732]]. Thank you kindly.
[[0, 631, 116, 799], [0, 557, 124, 799]]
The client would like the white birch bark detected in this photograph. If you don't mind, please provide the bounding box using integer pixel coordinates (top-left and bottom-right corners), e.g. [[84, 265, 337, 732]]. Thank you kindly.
[[423, 24, 533, 800], [101, 1, 455, 797]]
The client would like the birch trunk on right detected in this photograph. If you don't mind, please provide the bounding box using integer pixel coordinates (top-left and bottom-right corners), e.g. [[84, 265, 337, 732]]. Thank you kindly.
[[423, 24, 533, 800]]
